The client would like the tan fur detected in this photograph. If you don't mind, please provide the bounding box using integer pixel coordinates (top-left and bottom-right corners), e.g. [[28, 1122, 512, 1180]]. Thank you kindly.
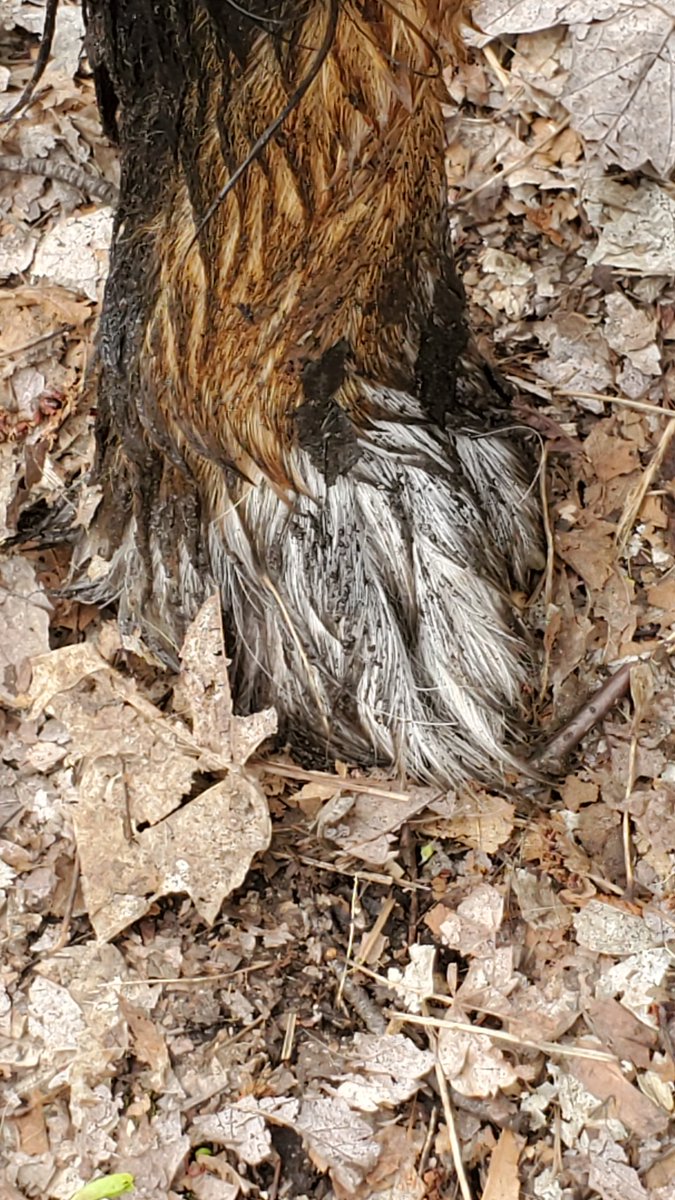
[[146, 1, 460, 493]]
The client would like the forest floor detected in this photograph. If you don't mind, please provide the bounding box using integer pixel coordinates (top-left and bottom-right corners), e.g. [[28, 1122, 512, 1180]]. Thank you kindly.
[[2, 2, 675, 1198]]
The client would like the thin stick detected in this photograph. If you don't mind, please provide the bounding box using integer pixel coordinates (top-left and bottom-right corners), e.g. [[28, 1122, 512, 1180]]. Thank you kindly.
[[388, 1009, 616, 1063], [271, 851, 432, 893], [50, 855, 80, 954], [531, 662, 633, 767], [455, 114, 571, 208], [418, 1104, 439, 1178], [0, 325, 72, 361], [434, 1054, 473, 1200], [257, 758, 432, 803], [555, 388, 675, 420], [0, 0, 59, 123], [336, 875, 360, 1009], [0, 154, 118, 204], [615, 418, 675, 550]]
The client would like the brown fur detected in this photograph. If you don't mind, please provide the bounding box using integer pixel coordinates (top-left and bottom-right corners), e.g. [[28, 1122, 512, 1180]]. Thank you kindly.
[[79, 0, 541, 782]]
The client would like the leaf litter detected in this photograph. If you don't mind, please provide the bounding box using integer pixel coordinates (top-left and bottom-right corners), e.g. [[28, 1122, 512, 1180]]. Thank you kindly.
[[2, 1, 675, 1198]]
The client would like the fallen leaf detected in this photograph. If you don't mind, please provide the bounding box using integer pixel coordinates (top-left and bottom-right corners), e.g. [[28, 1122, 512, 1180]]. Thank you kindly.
[[336, 1033, 435, 1111], [482, 1128, 523, 1200], [474, 2, 675, 174], [438, 1018, 518, 1098], [23, 600, 272, 938], [190, 1099, 273, 1167], [386, 945, 436, 1014], [422, 790, 515, 853], [584, 997, 657, 1070], [573, 900, 660, 956], [569, 1057, 669, 1138]]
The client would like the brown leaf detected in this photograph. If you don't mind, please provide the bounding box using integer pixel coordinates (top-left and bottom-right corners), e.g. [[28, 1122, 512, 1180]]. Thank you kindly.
[[423, 790, 515, 854], [569, 1057, 669, 1139], [584, 997, 657, 1071], [175, 592, 276, 768], [481, 1128, 523, 1200]]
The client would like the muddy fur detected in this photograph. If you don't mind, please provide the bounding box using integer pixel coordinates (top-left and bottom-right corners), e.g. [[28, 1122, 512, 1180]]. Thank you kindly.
[[78, 0, 542, 783]]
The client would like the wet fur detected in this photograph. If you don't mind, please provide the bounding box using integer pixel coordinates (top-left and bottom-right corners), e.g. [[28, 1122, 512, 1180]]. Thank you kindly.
[[79, 0, 542, 783]]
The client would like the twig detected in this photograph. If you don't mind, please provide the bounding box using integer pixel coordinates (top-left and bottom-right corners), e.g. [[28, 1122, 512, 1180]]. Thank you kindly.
[[387, 1009, 616, 1063], [0, 325, 72, 361], [257, 757, 433, 803], [0, 0, 59, 123], [417, 1103, 439, 1178], [0, 154, 118, 205], [615, 417, 675, 550], [621, 664, 654, 892], [271, 850, 432, 893], [555, 388, 675, 421], [455, 114, 571, 208], [50, 855, 80, 954], [434, 1053, 473, 1200], [530, 662, 633, 768], [280, 1011, 297, 1062], [336, 875, 361, 1010], [328, 960, 387, 1033]]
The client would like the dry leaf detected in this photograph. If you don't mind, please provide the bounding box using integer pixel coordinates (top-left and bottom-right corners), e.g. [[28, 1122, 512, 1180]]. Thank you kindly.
[[319, 786, 432, 866], [569, 1057, 669, 1138], [190, 1100, 273, 1167], [293, 1095, 380, 1192], [437, 1020, 518, 1098], [175, 592, 276, 767], [32, 210, 114, 300], [23, 600, 272, 938], [584, 996, 657, 1070], [482, 1128, 523, 1200], [0, 557, 51, 697], [386, 945, 436, 1014], [336, 1033, 435, 1111], [474, 2, 675, 174], [585, 177, 675, 275], [423, 790, 515, 853], [511, 868, 571, 932], [588, 1133, 649, 1200], [435, 882, 504, 953], [573, 900, 660, 956]]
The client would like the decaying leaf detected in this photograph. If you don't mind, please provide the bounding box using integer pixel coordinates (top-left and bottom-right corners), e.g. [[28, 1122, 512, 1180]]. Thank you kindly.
[[421, 790, 515, 853], [573, 900, 661, 956], [190, 1100, 273, 1167], [0, 557, 51, 700], [335, 1033, 435, 1112], [293, 1095, 380, 1192], [584, 177, 675, 274], [482, 1128, 523, 1200], [474, 1, 675, 174], [567, 1056, 670, 1138], [23, 597, 274, 938], [32, 210, 114, 301], [511, 868, 571, 932], [386, 944, 436, 1014], [318, 786, 433, 866], [433, 882, 504, 953], [437, 1019, 519, 1098]]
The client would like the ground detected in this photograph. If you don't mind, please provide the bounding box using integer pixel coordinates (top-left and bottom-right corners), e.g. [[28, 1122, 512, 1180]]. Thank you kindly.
[[2, 2, 675, 1198]]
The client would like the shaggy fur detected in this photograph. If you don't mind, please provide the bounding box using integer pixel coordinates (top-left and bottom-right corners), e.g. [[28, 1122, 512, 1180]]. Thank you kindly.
[[79, 0, 542, 783]]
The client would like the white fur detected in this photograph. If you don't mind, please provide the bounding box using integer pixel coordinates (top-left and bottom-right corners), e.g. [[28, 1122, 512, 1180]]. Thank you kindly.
[[80, 379, 540, 785]]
